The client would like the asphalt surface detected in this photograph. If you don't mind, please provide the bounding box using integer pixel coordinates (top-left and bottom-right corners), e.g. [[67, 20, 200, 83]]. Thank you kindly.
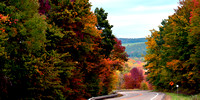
[[105, 90, 165, 100]]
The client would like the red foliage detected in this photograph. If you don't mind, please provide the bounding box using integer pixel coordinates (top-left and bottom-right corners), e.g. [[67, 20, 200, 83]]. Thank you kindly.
[[130, 67, 144, 82], [112, 38, 128, 61], [70, 0, 76, 2], [123, 67, 144, 89], [39, 0, 51, 14], [190, 0, 200, 23], [113, 38, 125, 53], [193, 0, 199, 7]]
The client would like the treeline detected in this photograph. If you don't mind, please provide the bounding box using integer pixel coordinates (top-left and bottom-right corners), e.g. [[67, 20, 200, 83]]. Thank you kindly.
[[124, 42, 146, 58], [119, 38, 147, 44], [145, 0, 200, 94], [122, 60, 152, 90], [0, 0, 127, 99]]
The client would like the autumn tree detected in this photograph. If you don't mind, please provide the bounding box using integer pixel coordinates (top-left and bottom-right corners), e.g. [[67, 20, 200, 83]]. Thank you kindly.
[[0, 0, 128, 99], [0, 0, 58, 99], [145, 0, 200, 94], [0, 13, 10, 100], [187, 0, 200, 93], [123, 67, 144, 89], [92, 7, 128, 95]]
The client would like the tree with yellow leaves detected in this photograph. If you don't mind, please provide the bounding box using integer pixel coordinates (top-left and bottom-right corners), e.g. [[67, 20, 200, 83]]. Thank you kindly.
[[145, 0, 200, 94]]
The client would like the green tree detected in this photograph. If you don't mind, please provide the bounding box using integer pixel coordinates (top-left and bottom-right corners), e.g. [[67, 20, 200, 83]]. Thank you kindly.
[[95, 8, 116, 58], [187, 0, 200, 93], [47, 0, 104, 99], [0, 13, 9, 100], [0, 0, 128, 99], [145, 0, 200, 94], [0, 0, 47, 99], [94, 8, 128, 95], [0, 0, 69, 99]]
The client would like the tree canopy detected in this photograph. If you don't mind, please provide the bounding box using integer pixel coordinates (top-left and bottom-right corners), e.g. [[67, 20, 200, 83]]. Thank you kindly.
[[0, 0, 128, 99], [145, 0, 200, 94]]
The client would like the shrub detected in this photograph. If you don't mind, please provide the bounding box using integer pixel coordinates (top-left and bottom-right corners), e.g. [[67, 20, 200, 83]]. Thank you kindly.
[[140, 81, 149, 90]]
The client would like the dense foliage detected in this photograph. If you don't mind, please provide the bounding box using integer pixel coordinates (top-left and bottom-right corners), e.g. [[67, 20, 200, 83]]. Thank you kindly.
[[0, 0, 127, 99], [123, 67, 144, 89], [119, 59, 152, 90], [145, 0, 200, 94]]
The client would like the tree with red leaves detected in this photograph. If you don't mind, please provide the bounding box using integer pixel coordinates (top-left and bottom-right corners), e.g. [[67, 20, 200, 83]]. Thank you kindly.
[[0, 0, 128, 99], [38, 0, 51, 14], [123, 67, 144, 89]]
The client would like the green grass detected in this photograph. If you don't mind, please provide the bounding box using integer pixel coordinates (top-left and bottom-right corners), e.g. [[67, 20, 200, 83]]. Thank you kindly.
[[166, 92, 200, 100]]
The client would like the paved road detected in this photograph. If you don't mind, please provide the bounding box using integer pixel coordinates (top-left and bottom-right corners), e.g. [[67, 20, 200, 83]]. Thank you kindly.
[[106, 90, 165, 100]]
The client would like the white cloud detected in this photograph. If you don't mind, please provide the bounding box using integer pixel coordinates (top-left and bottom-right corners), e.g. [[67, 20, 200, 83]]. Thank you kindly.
[[129, 4, 177, 12], [89, 0, 122, 4], [89, 0, 180, 38], [89, 0, 122, 7], [108, 12, 172, 27], [107, 12, 175, 38]]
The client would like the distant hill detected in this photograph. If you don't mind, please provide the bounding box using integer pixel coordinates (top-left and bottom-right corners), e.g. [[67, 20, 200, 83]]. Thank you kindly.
[[119, 38, 147, 44], [119, 38, 147, 58]]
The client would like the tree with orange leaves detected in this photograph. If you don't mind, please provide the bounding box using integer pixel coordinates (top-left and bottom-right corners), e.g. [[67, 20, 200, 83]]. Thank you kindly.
[[0, 0, 128, 99], [145, 0, 200, 94]]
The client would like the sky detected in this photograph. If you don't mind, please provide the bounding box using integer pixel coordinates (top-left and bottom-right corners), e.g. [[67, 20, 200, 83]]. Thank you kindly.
[[89, 0, 180, 38]]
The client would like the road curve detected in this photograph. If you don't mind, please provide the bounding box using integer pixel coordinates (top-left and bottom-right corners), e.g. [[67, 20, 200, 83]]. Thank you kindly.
[[105, 90, 165, 100]]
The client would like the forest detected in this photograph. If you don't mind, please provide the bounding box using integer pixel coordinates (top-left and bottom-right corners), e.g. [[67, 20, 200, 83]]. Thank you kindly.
[[119, 38, 147, 44], [1, 0, 200, 99], [0, 0, 128, 99], [145, 0, 200, 94], [120, 38, 147, 58], [125, 42, 146, 58]]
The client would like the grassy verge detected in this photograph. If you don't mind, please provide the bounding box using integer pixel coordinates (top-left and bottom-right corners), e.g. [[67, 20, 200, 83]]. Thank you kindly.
[[166, 92, 200, 100]]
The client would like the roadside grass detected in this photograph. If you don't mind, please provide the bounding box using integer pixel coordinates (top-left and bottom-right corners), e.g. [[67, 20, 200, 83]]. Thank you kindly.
[[166, 92, 200, 100]]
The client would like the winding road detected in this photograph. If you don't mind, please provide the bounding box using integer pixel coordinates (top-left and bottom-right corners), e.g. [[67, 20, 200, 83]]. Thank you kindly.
[[106, 90, 165, 100]]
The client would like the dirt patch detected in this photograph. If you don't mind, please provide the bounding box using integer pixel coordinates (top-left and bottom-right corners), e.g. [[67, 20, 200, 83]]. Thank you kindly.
[[164, 95, 171, 100]]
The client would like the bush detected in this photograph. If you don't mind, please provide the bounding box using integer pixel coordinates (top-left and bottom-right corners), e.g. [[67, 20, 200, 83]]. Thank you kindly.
[[140, 81, 149, 90]]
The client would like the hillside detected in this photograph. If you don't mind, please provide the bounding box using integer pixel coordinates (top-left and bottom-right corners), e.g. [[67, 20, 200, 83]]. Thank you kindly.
[[119, 38, 147, 58], [119, 38, 147, 44]]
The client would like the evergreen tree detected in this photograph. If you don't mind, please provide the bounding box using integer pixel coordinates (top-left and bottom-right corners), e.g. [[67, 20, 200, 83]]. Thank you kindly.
[[94, 8, 128, 95], [95, 8, 116, 58]]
